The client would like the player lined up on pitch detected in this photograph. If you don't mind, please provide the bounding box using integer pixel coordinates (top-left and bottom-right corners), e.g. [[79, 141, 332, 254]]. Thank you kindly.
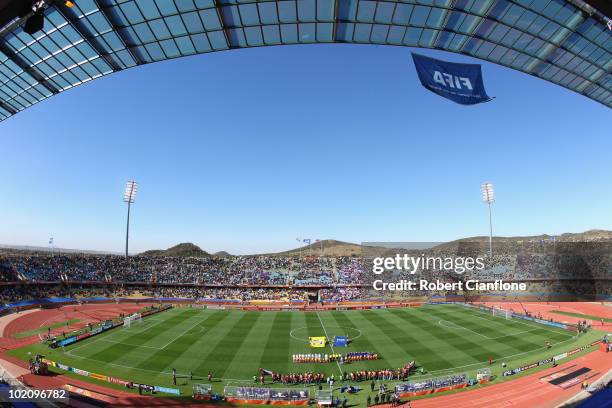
[[257, 369, 325, 385], [292, 352, 380, 364], [293, 353, 342, 363], [345, 352, 380, 361]]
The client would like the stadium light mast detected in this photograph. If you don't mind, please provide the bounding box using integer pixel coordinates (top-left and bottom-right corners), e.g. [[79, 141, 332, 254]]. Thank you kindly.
[[123, 181, 138, 258], [481, 183, 495, 258]]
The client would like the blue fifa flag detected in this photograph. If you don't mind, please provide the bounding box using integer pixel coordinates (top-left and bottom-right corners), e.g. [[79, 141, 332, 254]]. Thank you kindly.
[[411, 53, 492, 105], [334, 336, 348, 347]]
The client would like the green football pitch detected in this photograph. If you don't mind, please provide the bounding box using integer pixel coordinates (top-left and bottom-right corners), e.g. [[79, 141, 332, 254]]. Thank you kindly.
[[10, 304, 600, 402]]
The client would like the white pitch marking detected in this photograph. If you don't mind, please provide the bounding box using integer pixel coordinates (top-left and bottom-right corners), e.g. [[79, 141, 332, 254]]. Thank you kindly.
[[158, 319, 206, 350], [316, 312, 343, 376]]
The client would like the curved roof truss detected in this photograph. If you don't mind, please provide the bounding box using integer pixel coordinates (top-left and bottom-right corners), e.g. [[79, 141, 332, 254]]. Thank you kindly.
[[0, 0, 609, 122]]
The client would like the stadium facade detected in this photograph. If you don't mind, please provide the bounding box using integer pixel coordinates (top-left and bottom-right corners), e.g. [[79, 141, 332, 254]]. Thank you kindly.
[[0, 0, 610, 123]]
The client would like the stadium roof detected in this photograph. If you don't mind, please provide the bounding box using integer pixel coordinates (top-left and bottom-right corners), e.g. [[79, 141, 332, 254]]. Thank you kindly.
[[0, 0, 610, 122]]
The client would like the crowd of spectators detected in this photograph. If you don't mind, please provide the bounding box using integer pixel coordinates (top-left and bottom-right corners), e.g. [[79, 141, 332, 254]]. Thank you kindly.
[[0, 253, 341, 285], [3, 251, 611, 284], [1, 249, 610, 306], [0, 262, 18, 281], [0, 284, 313, 306], [319, 287, 368, 302]]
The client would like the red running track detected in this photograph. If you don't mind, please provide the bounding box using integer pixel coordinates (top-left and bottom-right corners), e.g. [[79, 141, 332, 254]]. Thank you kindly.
[[482, 301, 612, 330]]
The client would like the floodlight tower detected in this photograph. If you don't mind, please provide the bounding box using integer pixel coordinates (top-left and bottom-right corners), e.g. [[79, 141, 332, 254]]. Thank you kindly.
[[123, 181, 138, 258], [481, 183, 495, 258]]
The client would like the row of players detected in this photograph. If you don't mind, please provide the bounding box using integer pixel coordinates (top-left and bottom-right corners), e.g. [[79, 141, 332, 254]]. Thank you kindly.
[[292, 352, 380, 364], [257, 361, 416, 386]]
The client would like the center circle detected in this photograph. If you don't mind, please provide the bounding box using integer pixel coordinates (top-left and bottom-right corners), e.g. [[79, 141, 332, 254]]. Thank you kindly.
[[289, 326, 362, 343]]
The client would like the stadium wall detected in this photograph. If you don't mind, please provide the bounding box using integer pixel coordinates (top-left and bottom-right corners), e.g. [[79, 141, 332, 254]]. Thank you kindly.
[[1, 297, 424, 317]]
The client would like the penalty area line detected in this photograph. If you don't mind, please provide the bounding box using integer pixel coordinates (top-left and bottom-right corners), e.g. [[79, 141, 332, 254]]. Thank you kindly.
[[159, 319, 208, 350], [427, 336, 577, 375]]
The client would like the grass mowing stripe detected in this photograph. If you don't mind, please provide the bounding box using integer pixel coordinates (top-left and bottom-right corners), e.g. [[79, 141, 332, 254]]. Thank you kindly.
[[327, 311, 388, 372], [442, 305, 574, 337], [64, 308, 176, 356], [426, 307, 543, 348], [436, 306, 528, 333], [358, 310, 455, 371], [376, 310, 476, 369], [305, 312, 334, 372], [259, 312, 293, 374], [199, 312, 263, 378], [425, 307, 512, 339], [292, 312, 324, 374], [315, 312, 343, 376], [223, 312, 276, 379], [134, 310, 222, 373], [342, 311, 412, 368], [429, 307, 568, 352], [6, 307, 600, 406], [84, 308, 194, 362], [172, 310, 238, 376], [68, 310, 229, 379], [391, 309, 495, 363], [438, 305, 575, 341]]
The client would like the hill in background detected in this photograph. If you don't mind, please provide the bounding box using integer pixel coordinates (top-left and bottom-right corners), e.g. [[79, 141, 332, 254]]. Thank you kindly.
[[139, 243, 210, 258], [430, 229, 612, 255], [263, 230, 612, 257], [11, 229, 609, 258], [263, 240, 367, 257]]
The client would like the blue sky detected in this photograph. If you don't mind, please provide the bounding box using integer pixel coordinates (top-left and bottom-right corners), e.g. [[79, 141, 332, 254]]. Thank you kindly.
[[1, 44, 610, 254]]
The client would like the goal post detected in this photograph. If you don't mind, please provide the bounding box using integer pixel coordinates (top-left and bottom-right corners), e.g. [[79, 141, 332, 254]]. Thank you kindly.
[[123, 313, 142, 328], [492, 307, 512, 320]]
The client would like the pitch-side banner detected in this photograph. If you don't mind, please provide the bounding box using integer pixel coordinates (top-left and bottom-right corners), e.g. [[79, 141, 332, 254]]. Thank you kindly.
[[411, 53, 492, 105]]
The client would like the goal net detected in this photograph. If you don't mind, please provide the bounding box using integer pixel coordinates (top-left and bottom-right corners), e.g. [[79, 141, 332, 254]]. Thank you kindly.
[[123, 313, 142, 328], [492, 308, 512, 320]]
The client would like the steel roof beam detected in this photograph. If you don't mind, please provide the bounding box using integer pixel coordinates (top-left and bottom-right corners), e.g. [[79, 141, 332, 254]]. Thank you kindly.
[[92, 0, 144, 65], [53, 2, 121, 71], [0, 39, 58, 95], [213, 0, 235, 49], [332, 0, 339, 42]]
